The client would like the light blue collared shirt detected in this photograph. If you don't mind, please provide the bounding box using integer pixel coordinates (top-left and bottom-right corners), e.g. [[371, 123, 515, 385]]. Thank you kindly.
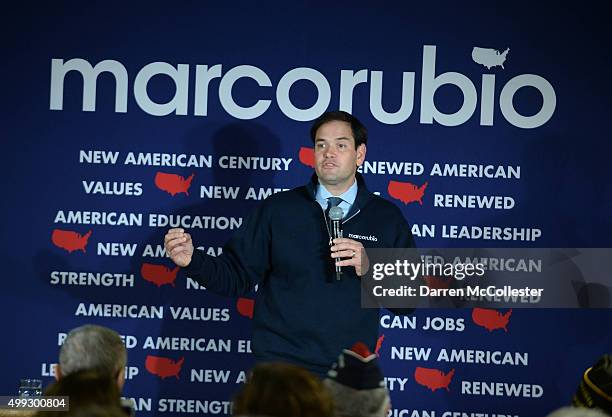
[[315, 179, 358, 219]]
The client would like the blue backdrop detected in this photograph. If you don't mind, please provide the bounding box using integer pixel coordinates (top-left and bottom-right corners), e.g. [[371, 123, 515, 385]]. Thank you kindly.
[[2, 2, 611, 416]]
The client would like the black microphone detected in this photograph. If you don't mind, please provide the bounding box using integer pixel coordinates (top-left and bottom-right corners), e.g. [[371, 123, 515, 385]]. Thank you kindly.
[[329, 206, 344, 280]]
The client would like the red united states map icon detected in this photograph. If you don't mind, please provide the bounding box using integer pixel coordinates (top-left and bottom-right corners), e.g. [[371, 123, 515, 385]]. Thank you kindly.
[[236, 298, 255, 319], [423, 275, 451, 290], [472, 307, 512, 332], [414, 366, 455, 392], [140, 263, 180, 287], [154, 172, 195, 196], [51, 229, 92, 253], [145, 355, 185, 379], [298, 147, 315, 168], [387, 180, 428, 205]]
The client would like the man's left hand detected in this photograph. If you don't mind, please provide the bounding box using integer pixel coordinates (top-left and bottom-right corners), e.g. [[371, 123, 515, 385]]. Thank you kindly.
[[330, 238, 369, 276]]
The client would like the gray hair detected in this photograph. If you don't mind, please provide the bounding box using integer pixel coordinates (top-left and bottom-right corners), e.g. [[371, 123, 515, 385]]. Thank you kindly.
[[59, 325, 127, 377], [323, 379, 389, 417]]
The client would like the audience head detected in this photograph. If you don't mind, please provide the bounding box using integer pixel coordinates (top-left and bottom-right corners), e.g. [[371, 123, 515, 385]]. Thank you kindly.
[[233, 362, 334, 417], [572, 354, 612, 414], [36, 370, 125, 417], [69, 405, 129, 417], [56, 324, 127, 390], [323, 342, 390, 417], [546, 407, 610, 417]]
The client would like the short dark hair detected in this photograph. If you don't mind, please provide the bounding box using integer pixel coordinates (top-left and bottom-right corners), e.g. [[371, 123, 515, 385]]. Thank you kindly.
[[310, 111, 368, 147], [233, 362, 335, 417], [40, 371, 124, 417]]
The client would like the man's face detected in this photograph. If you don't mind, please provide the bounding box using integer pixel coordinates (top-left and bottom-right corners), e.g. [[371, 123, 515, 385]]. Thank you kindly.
[[314, 120, 366, 193]]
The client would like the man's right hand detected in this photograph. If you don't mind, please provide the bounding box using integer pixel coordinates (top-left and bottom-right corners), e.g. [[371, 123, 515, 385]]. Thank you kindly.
[[164, 228, 194, 267]]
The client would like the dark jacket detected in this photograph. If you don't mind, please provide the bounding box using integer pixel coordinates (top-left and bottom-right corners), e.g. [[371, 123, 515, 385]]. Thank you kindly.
[[183, 174, 415, 376]]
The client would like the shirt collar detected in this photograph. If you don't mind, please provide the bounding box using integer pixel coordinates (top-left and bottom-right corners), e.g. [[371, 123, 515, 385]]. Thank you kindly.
[[316, 178, 358, 205]]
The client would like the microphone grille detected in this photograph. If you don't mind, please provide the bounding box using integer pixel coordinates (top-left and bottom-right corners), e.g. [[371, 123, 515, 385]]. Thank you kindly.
[[329, 206, 343, 221]]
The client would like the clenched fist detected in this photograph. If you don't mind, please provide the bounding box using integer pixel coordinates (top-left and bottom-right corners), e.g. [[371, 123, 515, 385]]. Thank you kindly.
[[164, 228, 194, 267]]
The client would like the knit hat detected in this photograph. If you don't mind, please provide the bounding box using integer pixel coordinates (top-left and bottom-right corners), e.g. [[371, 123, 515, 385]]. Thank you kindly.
[[327, 342, 385, 389], [572, 354, 612, 414], [324, 342, 389, 417], [545, 406, 610, 417]]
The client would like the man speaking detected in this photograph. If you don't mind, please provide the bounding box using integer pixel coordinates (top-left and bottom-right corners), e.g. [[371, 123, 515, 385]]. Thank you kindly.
[[164, 111, 415, 376]]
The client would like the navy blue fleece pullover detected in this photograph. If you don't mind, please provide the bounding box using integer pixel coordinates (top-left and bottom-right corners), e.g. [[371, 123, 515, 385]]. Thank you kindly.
[[183, 174, 415, 376]]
